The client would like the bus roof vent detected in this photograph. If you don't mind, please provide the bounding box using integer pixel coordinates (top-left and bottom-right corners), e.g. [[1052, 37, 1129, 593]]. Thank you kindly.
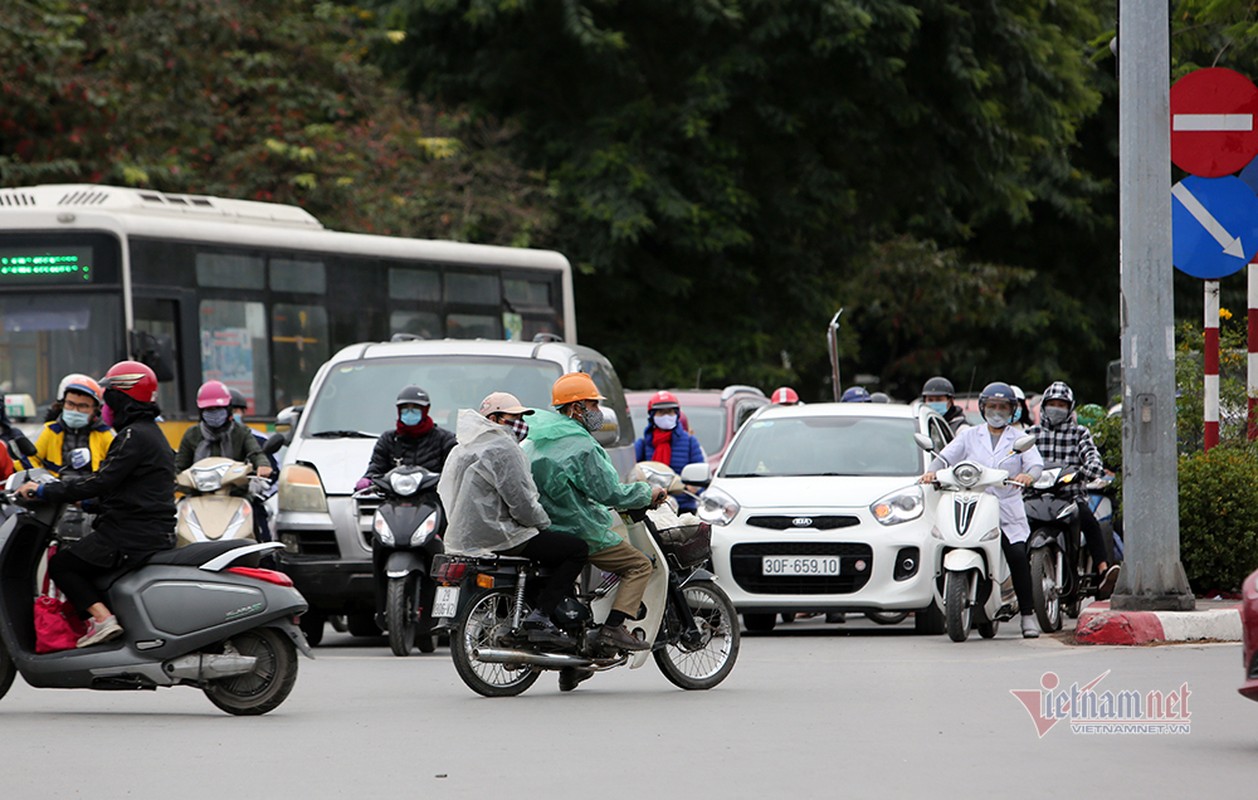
[[57, 188, 113, 206], [0, 184, 324, 229], [0, 189, 38, 207]]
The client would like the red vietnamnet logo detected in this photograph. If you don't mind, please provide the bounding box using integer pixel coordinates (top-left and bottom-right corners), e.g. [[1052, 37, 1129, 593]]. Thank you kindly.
[[1010, 670, 1192, 737]]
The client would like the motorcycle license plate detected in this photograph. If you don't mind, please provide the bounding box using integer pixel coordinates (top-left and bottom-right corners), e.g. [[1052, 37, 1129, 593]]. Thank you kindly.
[[433, 586, 460, 618], [762, 556, 841, 576]]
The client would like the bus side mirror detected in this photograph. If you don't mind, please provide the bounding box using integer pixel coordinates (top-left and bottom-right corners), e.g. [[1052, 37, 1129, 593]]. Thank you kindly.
[[130, 330, 176, 382]]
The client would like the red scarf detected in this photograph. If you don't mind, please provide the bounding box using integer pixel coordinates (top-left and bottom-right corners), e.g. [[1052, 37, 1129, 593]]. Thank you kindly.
[[397, 414, 435, 438], [651, 427, 673, 466]]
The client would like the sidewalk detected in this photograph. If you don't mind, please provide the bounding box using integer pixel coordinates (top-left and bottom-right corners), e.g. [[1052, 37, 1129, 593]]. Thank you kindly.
[[1073, 598, 1242, 645]]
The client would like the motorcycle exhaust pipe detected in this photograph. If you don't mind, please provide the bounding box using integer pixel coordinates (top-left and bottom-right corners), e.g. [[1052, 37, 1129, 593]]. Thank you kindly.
[[472, 647, 593, 669], [164, 653, 258, 681]]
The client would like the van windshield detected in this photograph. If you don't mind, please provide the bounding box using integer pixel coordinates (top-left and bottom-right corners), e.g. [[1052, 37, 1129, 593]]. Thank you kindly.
[[303, 356, 564, 437]]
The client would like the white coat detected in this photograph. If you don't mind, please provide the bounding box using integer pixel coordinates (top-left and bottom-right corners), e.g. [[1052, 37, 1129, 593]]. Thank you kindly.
[[437, 409, 551, 556], [931, 424, 1044, 544]]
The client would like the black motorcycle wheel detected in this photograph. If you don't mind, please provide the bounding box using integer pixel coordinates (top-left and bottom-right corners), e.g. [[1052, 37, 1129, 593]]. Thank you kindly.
[[387, 576, 417, 656], [0, 638, 16, 700], [450, 587, 539, 697], [945, 571, 972, 643], [299, 611, 325, 647], [203, 628, 299, 716], [1030, 548, 1063, 633], [654, 581, 740, 691], [977, 619, 1000, 638]]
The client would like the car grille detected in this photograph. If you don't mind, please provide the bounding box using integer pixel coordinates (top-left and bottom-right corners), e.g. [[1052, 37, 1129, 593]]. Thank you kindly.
[[729, 542, 873, 594], [745, 515, 861, 530], [280, 530, 340, 558]]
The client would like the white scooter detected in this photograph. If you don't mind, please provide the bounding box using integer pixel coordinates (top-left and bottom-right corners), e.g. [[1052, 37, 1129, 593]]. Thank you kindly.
[[915, 433, 1036, 642]]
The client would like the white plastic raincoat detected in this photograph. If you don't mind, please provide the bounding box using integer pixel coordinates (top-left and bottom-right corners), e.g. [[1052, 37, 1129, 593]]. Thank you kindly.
[[437, 409, 551, 556]]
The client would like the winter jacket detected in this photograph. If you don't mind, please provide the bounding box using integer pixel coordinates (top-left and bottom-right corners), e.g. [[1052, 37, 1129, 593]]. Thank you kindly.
[[943, 405, 970, 435], [438, 410, 551, 556], [366, 426, 457, 478], [33, 419, 114, 476], [1027, 382, 1105, 501], [633, 424, 705, 511], [39, 403, 176, 561], [524, 410, 652, 554], [175, 421, 267, 472]]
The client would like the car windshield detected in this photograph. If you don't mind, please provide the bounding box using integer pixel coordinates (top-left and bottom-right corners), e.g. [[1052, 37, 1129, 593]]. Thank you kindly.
[[720, 416, 921, 477], [303, 356, 563, 437]]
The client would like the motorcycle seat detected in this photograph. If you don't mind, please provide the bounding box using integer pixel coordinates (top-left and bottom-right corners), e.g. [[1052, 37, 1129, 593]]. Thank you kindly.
[[92, 541, 260, 591]]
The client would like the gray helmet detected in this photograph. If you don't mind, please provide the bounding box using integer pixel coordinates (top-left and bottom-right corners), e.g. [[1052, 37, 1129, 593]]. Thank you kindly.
[[869, 392, 890, 403], [1040, 380, 1075, 411], [921, 376, 955, 397], [396, 385, 431, 407], [228, 388, 247, 410]]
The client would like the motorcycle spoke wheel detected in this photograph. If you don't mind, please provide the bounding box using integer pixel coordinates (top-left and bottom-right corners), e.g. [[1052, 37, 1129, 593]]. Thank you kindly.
[[654, 581, 740, 690], [1030, 548, 1063, 632], [203, 628, 298, 716], [450, 588, 539, 697]]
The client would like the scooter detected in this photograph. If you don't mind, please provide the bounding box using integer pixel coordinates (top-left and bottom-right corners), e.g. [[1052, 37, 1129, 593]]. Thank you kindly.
[[0, 471, 313, 715], [1023, 465, 1081, 633], [175, 435, 285, 548], [434, 462, 739, 696], [357, 465, 445, 656], [915, 433, 1036, 642]]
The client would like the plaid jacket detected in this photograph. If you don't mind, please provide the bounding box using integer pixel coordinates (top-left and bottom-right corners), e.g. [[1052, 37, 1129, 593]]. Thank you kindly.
[[1026, 420, 1105, 500]]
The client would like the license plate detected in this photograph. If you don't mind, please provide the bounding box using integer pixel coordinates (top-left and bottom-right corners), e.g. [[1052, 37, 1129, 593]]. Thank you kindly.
[[433, 586, 460, 618], [762, 556, 841, 576]]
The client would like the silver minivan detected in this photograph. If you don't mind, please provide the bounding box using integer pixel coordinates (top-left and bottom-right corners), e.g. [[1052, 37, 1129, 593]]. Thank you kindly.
[[272, 337, 636, 642]]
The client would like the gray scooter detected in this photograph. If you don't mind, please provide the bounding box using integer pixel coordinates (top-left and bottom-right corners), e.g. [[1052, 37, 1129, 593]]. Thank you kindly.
[[0, 471, 313, 715]]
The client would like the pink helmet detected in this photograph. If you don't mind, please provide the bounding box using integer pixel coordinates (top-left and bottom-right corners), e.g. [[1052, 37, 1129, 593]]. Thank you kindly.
[[196, 380, 233, 409]]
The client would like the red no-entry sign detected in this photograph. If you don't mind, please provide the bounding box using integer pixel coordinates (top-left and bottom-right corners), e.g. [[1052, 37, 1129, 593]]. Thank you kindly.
[[1170, 67, 1258, 177]]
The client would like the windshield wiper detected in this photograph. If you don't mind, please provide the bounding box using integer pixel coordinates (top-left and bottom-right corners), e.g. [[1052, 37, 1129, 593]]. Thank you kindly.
[[722, 472, 770, 478], [309, 430, 377, 439]]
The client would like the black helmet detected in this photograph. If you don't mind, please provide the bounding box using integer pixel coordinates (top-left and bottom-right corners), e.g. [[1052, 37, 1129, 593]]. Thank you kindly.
[[228, 388, 247, 410], [869, 392, 890, 403], [977, 381, 1016, 414], [396, 385, 431, 407], [921, 376, 954, 397]]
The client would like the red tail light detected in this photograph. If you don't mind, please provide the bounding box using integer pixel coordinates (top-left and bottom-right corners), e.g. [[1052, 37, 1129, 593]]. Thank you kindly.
[[434, 562, 468, 582], [227, 566, 294, 587]]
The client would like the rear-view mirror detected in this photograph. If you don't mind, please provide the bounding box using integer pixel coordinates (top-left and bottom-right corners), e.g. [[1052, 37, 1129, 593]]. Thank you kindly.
[[275, 405, 303, 438], [1013, 434, 1037, 453], [263, 432, 287, 456], [913, 433, 936, 454], [680, 462, 712, 486]]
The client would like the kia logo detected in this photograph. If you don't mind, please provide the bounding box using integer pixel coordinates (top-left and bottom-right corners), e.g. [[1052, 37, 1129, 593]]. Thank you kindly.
[[791, 517, 814, 528]]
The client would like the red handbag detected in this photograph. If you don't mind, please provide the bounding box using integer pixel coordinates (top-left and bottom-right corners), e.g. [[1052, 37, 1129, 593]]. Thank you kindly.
[[33, 546, 86, 653]]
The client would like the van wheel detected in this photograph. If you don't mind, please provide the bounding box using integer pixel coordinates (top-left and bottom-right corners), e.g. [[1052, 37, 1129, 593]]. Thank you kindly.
[[743, 613, 776, 633]]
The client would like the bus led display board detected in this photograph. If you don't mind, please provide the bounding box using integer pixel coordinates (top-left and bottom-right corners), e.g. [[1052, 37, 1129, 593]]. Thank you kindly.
[[0, 247, 93, 284]]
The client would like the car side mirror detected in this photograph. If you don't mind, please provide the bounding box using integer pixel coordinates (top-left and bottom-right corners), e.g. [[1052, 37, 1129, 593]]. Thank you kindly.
[[680, 462, 712, 487], [913, 433, 936, 454], [275, 405, 303, 440]]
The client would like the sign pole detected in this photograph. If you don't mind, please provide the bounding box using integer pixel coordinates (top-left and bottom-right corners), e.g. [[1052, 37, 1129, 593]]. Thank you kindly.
[[1250, 263, 1258, 440], [1204, 280, 1220, 450], [1113, 0, 1195, 611]]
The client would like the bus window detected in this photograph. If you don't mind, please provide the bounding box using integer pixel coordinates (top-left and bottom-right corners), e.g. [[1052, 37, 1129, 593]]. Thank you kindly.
[[445, 272, 499, 304], [390, 310, 442, 339], [133, 297, 183, 413], [270, 258, 326, 294], [447, 313, 500, 339], [389, 268, 440, 302], [199, 299, 272, 415], [504, 277, 552, 308], [195, 252, 265, 290], [272, 303, 328, 410]]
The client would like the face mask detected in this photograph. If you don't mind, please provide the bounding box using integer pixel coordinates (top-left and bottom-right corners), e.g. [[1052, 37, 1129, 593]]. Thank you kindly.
[[581, 406, 605, 433], [654, 412, 678, 431], [927, 401, 948, 415], [61, 409, 90, 430], [400, 408, 424, 426], [1013, 407, 1023, 423], [508, 419, 530, 442], [1043, 407, 1070, 426], [984, 410, 1010, 429], [100, 402, 115, 430], [202, 408, 229, 428], [233, 412, 244, 424]]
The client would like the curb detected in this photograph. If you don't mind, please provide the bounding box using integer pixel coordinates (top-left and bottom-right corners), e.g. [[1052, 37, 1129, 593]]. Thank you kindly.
[[1074, 601, 1242, 645]]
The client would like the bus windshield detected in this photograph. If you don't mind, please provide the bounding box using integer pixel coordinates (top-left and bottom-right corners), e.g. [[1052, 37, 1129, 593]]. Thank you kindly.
[[303, 356, 564, 437]]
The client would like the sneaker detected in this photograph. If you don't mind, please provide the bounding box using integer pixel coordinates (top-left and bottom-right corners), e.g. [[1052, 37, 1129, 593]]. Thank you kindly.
[[76, 615, 123, 648], [1098, 565, 1121, 599], [1020, 615, 1041, 639], [558, 667, 593, 692], [597, 624, 650, 652]]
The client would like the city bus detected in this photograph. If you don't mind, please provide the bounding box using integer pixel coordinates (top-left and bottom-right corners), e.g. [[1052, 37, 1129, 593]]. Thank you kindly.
[[0, 184, 575, 440]]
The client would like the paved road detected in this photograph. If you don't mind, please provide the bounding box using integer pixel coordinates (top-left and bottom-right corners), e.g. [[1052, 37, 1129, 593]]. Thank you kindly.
[[0, 618, 1249, 799]]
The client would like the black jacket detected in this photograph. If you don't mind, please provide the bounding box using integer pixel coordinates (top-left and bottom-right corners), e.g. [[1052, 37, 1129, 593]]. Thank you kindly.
[[41, 404, 176, 559], [366, 427, 457, 478]]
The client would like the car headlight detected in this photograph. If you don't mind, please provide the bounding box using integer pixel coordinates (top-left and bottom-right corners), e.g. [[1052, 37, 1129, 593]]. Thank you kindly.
[[697, 486, 740, 526], [411, 510, 440, 545], [373, 510, 395, 546], [277, 465, 329, 513], [389, 472, 420, 496], [871, 485, 925, 526]]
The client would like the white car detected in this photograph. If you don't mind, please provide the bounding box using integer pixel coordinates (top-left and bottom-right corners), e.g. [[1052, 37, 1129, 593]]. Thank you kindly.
[[690, 402, 954, 634]]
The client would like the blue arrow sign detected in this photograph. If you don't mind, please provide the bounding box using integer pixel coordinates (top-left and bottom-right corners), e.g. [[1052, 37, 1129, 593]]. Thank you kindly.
[[1172, 174, 1258, 279]]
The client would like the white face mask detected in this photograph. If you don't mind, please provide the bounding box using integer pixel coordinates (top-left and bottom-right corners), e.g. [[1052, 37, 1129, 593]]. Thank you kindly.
[[654, 412, 678, 431], [985, 410, 1010, 429]]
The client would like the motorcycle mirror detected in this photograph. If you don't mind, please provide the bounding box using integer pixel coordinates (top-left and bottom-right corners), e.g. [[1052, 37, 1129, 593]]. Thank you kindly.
[[1011, 434, 1037, 453], [912, 433, 936, 454], [262, 432, 286, 456], [12, 433, 35, 458]]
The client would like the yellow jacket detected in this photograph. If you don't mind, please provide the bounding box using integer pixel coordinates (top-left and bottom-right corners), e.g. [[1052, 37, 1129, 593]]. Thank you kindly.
[[33, 420, 115, 475]]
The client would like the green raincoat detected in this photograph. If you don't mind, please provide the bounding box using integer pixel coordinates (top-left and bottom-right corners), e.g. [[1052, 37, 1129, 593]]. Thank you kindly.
[[523, 409, 652, 554]]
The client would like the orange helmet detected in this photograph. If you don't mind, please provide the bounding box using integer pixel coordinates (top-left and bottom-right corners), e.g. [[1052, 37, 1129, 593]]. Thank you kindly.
[[771, 386, 800, 405], [647, 390, 680, 412], [101, 361, 158, 403], [551, 372, 604, 406], [59, 373, 102, 404]]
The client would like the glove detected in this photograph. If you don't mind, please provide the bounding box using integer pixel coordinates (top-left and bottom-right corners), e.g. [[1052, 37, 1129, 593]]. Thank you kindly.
[[68, 447, 91, 470], [354, 477, 372, 491]]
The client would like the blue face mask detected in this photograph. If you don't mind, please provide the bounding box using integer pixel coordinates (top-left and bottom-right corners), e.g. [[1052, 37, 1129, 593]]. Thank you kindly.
[[927, 402, 948, 415], [233, 412, 244, 424], [61, 409, 91, 430], [400, 408, 424, 426]]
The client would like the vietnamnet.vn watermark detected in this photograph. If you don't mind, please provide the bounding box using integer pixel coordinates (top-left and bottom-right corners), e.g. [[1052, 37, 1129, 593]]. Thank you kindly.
[[1011, 670, 1191, 737]]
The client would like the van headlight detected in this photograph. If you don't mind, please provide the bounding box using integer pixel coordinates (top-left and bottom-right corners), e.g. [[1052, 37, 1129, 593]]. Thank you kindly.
[[697, 486, 740, 526], [277, 465, 328, 513], [871, 486, 925, 526]]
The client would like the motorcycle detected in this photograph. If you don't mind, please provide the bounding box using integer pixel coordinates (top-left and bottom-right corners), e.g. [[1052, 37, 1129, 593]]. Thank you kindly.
[[1023, 465, 1082, 633], [433, 462, 739, 696], [915, 433, 1036, 642], [1088, 474, 1120, 562], [0, 470, 312, 715], [175, 435, 285, 549], [356, 465, 445, 656]]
